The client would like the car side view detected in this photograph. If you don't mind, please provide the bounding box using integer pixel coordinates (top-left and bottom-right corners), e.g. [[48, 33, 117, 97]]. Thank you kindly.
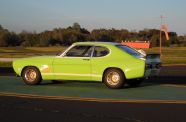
[[13, 42, 161, 89]]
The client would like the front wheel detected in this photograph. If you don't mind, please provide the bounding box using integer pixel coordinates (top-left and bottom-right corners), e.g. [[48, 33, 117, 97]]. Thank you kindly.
[[103, 69, 125, 89], [22, 67, 42, 85]]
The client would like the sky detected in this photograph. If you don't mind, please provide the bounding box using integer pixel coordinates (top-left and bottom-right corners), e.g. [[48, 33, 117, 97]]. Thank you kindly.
[[0, 0, 186, 35]]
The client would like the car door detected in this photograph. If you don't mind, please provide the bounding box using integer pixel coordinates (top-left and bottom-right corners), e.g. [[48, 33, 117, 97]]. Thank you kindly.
[[91, 46, 110, 81], [53, 45, 93, 81]]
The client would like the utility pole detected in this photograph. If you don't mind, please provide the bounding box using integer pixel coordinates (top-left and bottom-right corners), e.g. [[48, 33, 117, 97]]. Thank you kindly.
[[159, 15, 163, 56]]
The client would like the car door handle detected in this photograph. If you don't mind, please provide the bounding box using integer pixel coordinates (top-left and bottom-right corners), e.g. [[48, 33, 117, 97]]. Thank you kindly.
[[83, 59, 90, 61]]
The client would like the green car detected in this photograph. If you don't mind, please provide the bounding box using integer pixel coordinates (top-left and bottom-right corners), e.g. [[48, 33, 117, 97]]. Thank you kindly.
[[13, 42, 161, 89]]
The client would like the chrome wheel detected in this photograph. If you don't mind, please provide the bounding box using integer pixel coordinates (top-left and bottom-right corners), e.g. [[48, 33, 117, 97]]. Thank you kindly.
[[22, 67, 41, 85], [106, 71, 120, 86], [25, 69, 37, 82], [103, 68, 125, 89]]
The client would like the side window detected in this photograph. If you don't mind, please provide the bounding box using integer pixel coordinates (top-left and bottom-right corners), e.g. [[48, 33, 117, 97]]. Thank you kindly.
[[65, 45, 93, 57], [93, 46, 109, 57]]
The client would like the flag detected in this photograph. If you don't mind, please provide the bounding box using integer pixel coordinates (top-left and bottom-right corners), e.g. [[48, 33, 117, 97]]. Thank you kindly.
[[161, 25, 169, 40]]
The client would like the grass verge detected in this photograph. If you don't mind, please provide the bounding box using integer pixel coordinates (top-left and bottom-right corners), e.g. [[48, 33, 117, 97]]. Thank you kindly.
[[0, 61, 12, 68], [0, 46, 186, 67]]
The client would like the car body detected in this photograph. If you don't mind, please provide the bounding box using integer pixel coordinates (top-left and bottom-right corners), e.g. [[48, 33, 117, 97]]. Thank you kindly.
[[13, 42, 161, 89]]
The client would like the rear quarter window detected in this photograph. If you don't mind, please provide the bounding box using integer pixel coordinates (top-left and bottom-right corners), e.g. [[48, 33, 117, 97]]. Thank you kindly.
[[116, 45, 142, 58], [93, 46, 109, 57]]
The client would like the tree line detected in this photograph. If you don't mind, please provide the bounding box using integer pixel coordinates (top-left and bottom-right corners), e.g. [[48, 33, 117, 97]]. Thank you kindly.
[[0, 23, 186, 47]]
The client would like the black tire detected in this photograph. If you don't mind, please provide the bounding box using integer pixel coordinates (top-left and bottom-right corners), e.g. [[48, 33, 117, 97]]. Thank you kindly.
[[22, 67, 42, 85], [103, 68, 125, 89], [127, 78, 144, 87]]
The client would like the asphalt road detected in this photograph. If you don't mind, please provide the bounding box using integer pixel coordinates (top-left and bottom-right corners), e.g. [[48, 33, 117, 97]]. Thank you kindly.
[[0, 66, 186, 122], [1, 95, 186, 122]]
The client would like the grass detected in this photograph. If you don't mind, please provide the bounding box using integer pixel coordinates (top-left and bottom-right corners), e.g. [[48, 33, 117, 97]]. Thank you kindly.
[[0, 46, 186, 67], [0, 46, 66, 67], [0, 61, 12, 67], [144, 47, 186, 64], [0, 47, 66, 53], [0, 46, 66, 58]]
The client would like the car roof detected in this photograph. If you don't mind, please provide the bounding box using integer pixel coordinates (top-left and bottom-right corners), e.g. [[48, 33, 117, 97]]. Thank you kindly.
[[73, 42, 121, 46]]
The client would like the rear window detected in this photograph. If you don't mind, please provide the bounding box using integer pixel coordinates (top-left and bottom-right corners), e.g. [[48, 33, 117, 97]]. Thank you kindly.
[[116, 45, 141, 58]]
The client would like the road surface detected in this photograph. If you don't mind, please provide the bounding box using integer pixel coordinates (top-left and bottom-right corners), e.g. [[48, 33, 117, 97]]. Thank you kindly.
[[0, 66, 186, 122]]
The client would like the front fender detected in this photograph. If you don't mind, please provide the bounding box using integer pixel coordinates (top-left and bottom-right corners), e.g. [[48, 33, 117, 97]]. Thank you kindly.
[[13, 56, 55, 79]]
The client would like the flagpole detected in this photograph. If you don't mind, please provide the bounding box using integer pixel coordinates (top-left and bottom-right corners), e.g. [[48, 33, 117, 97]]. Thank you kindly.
[[160, 15, 163, 56]]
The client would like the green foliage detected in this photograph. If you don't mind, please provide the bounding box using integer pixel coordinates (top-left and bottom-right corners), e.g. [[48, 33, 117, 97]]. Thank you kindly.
[[0, 27, 9, 46], [0, 23, 184, 47]]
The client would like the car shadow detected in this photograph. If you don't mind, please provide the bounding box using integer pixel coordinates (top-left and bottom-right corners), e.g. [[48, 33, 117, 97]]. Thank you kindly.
[[40, 80, 106, 89], [139, 76, 186, 88], [39, 75, 186, 89], [145, 76, 186, 84]]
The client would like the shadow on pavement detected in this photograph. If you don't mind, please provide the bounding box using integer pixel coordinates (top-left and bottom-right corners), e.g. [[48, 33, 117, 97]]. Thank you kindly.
[[0, 67, 15, 76], [145, 76, 186, 85]]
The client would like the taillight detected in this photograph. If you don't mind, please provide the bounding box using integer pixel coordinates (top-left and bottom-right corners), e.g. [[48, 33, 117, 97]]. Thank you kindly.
[[146, 63, 161, 69], [155, 63, 161, 69], [145, 64, 151, 69]]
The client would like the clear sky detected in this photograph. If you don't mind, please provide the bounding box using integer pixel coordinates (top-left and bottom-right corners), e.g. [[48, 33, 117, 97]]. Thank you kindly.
[[0, 0, 186, 35]]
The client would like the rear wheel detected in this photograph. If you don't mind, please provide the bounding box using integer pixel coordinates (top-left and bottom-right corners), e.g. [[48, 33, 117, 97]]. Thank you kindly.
[[103, 69, 125, 89], [22, 67, 42, 85]]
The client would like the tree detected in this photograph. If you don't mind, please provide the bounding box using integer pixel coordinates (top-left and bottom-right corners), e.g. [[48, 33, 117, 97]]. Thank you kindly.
[[0, 32, 8, 46], [6, 32, 19, 46], [168, 32, 180, 45], [91, 29, 114, 42], [150, 35, 159, 47], [0, 23, 183, 47], [0, 25, 3, 30], [0, 27, 10, 47], [72, 22, 81, 31]]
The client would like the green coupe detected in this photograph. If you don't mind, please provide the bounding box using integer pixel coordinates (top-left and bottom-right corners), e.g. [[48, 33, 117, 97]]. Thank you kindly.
[[13, 42, 161, 89]]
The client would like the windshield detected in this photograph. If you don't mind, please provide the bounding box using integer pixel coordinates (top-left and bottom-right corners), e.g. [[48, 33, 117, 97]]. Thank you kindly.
[[116, 45, 142, 58]]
